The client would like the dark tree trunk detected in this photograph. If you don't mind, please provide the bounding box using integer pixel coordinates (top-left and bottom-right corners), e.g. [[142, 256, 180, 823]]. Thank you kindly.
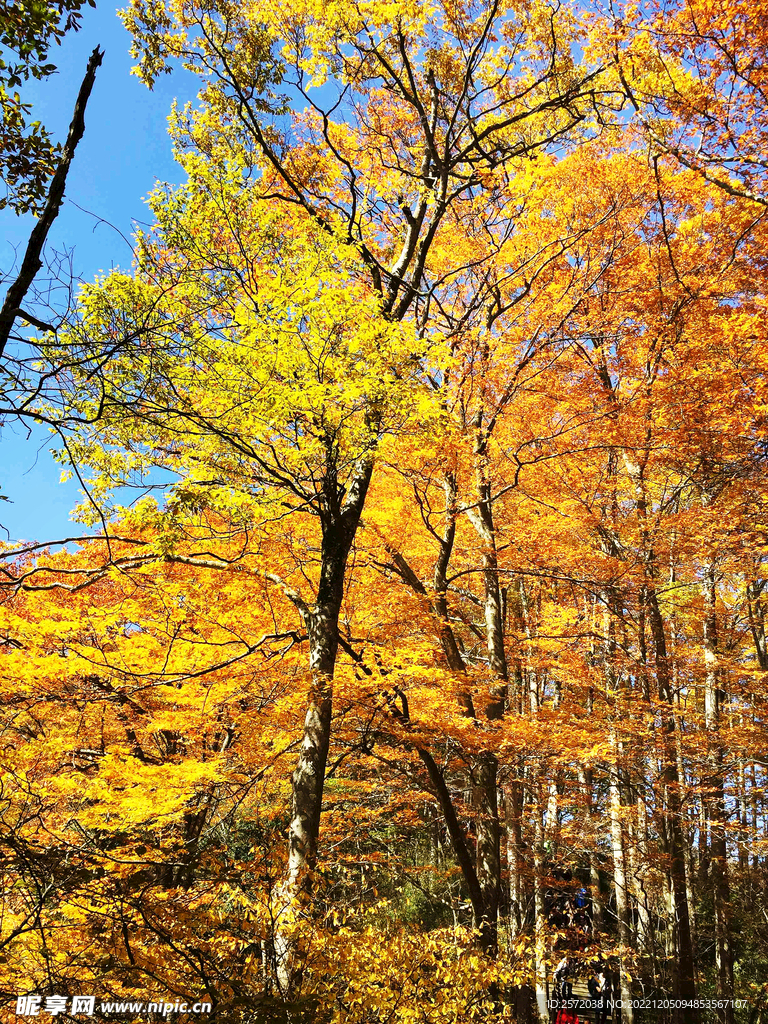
[[0, 47, 103, 357], [275, 452, 374, 994]]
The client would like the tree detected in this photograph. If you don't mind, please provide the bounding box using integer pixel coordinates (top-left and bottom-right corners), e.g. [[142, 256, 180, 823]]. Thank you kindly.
[[609, 0, 768, 208], [60, 0, 623, 990]]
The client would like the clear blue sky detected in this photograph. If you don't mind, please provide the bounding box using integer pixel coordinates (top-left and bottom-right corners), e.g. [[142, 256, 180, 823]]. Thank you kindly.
[[0, 3, 195, 544]]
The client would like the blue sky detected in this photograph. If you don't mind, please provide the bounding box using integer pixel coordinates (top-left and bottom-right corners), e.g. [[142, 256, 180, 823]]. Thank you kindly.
[[0, 3, 195, 543]]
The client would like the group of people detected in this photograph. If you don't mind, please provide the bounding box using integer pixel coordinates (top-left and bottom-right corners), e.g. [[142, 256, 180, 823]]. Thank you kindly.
[[544, 869, 593, 934], [553, 956, 614, 1024]]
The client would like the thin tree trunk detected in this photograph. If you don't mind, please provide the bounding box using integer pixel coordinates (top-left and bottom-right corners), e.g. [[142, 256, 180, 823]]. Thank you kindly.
[[608, 770, 635, 1024], [579, 767, 604, 935], [506, 778, 524, 939], [703, 561, 734, 1024], [473, 753, 501, 956], [532, 783, 549, 1024], [670, 577, 699, 951], [634, 789, 653, 955], [647, 584, 698, 1023], [466, 430, 508, 956], [697, 787, 710, 887], [384, 469, 501, 956], [746, 580, 768, 670], [749, 762, 760, 870]]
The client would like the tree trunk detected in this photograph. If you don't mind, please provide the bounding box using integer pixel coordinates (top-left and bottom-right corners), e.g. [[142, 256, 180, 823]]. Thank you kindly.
[[697, 787, 710, 887], [466, 431, 507, 956], [746, 580, 768, 670], [631, 790, 652, 955], [648, 586, 698, 1024], [474, 752, 501, 956], [532, 784, 549, 1024], [622, 450, 698, 1023], [737, 758, 749, 870], [506, 778, 524, 939], [275, 453, 374, 995], [579, 768, 604, 935], [0, 47, 103, 357], [609, 737, 636, 1024], [385, 469, 502, 958], [703, 562, 734, 1024]]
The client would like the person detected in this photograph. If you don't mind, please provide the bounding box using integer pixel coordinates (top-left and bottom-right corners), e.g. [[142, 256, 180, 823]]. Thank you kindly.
[[595, 970, 610, 1024], [563, 898, 576, 928], [574, 887, 590, 931], [587, 967, 600, 1000], [555, 1007, 580, 1024], [554, 955, 573, 1005]]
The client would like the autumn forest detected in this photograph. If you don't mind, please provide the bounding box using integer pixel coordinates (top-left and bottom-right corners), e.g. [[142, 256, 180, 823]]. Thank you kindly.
[[2, 0, 768, 1022]]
